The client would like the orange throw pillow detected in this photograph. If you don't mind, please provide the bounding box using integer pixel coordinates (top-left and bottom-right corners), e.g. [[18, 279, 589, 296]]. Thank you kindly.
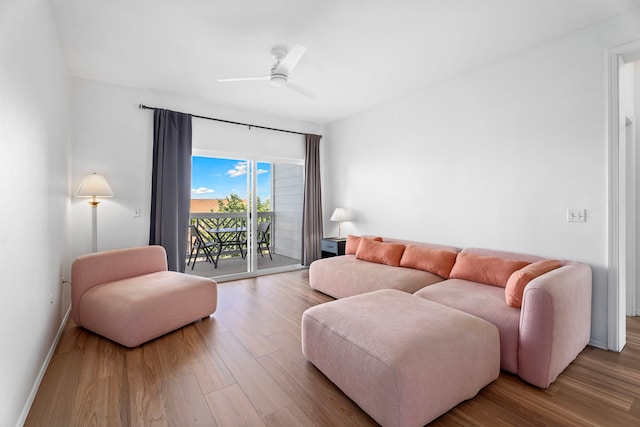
[[355, 238, 405, 267], [505, 260, 562, 308], [449, 252, 530, 287], [399, 245, 459, 278], [346, 235, 382, 255]]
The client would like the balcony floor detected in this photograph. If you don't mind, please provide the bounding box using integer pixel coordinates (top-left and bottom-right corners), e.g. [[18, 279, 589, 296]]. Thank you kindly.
[[185, 252, 301, 279]]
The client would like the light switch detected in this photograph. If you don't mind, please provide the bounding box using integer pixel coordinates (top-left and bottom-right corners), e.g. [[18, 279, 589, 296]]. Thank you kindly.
[[134, 208, 141, 217], [567, 208, 586, 222]]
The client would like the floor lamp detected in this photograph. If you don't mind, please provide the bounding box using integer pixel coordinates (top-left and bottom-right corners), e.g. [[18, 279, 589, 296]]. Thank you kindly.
[[76, 173, 113, 253]]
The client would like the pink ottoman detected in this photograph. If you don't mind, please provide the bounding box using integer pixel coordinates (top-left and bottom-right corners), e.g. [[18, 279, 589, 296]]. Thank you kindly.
[[301, 289, 500, 427]]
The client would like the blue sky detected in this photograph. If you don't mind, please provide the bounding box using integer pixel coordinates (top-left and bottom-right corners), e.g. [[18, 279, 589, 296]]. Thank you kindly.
[[191, 156, 271, 200]]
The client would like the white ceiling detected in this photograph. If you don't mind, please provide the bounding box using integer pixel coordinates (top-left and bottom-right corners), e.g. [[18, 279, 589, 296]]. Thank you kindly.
[[50, 0, 640, 124]]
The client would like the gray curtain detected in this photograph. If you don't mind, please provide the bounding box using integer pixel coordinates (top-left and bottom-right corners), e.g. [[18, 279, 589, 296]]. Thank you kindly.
[[149, 109, 192, 272], [302, 134, 323, 266]]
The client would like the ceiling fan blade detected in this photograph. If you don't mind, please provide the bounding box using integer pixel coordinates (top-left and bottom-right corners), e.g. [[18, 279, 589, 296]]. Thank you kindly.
[[217, 75, 269, 83], [277, 44, 307, 74], [287, 81, 315, 100]]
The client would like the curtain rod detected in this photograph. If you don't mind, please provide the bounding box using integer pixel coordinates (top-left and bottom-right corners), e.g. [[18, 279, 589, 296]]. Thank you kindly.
[[139, 104, 319, 137]]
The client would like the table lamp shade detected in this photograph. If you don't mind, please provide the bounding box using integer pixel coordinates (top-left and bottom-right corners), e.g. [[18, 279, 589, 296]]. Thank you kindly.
[[330, 208, 350, 222], [76, 173, 113, 198]]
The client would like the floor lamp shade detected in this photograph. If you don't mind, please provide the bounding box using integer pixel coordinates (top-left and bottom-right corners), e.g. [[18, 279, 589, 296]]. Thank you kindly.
[[76, 173, 113, 199], [76, 173, 113, 253]]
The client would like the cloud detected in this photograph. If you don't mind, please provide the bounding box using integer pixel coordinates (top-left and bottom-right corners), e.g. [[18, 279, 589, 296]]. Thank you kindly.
[[227, 162, 270, 177], [227, 162, 248, 177], [192, 187, 215, 194]]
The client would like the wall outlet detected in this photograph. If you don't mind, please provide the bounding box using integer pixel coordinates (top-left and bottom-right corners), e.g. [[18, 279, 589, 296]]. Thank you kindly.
[[567, 208, 586, 222]]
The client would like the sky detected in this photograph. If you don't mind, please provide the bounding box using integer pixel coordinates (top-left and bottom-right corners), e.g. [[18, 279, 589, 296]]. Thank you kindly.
[[191, 156, 271, 201]]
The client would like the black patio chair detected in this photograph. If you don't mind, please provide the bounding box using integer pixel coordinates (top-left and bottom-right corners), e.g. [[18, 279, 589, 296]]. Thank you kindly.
[[187, 225, 218, 269], [257, 221, 272, 260]]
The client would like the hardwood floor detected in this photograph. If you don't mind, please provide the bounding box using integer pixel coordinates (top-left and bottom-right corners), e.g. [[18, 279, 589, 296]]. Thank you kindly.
[[25, 270, 640, 426]]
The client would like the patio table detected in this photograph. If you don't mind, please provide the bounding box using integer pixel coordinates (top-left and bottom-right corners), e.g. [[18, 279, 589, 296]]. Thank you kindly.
[[206, 227, 247, 265]]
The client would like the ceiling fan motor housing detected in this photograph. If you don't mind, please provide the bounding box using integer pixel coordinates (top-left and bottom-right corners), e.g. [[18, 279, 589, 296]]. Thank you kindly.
[[270, 72, 288, 87]]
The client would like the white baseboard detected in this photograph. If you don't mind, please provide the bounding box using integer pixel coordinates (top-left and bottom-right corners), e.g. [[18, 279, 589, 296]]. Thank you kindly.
[[589, 338, 608, 350], [16, 304, 71, 427]]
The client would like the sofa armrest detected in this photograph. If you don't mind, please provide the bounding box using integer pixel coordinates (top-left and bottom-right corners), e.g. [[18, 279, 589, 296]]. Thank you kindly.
[[71, 245, 168, 324], [518, 262, 592, 388]]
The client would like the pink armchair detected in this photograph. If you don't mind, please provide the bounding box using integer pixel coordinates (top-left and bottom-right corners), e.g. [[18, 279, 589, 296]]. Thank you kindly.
[[71, 245, 217, 347]]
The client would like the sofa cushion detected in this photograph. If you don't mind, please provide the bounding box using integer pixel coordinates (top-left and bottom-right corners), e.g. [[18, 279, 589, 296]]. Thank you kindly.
[[355, 238, 405, 266], [505, 259, 562, 308], [382, 237, 460, 253], [414, 279, 521, 373], [399, 245, 458, 278], [449, 252, 530, 287], [345, 234, 382, 255], [310, 255, 444, 299], [461, 247, 545, 264]]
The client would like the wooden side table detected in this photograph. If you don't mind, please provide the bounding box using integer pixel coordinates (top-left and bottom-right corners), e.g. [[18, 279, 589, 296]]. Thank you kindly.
[[321, 237, 346, 258]]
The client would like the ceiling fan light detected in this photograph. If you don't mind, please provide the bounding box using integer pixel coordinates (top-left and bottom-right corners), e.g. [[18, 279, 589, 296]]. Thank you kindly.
[[270, 74, 287, 87]]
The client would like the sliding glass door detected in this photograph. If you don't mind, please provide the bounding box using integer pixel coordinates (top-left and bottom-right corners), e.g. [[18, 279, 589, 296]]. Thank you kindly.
[[188, 155, 302, 280]]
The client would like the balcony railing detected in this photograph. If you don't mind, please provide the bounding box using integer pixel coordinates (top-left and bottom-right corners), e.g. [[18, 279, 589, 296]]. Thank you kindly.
[[188, 212, 273, 262]]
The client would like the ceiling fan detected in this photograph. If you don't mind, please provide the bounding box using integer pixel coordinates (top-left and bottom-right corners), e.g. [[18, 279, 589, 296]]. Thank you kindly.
[[218, 44, 315, 99]]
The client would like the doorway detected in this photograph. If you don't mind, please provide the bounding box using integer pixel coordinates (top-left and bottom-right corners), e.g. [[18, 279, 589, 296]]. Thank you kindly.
[[188, 155, 303, 281], [608, 41, 640, 351]]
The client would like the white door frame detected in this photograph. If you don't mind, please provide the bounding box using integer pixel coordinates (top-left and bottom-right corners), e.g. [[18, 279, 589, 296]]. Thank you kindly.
[[607, 40, 640, 351]]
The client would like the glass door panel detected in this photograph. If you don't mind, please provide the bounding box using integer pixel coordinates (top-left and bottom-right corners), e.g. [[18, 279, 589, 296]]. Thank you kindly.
[[189, 156, 251, 277], [256, 161, 303, 271]]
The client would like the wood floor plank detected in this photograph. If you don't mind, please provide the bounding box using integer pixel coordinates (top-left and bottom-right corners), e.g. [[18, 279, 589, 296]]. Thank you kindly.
[[189, 342, 236, 395], [163, 373, 218, 427], [204, 384, 265, 427], [24, 352, 78, 426], [124, 346, 170, 427], [258, 351, 376, 427], [24, 271, 640, 426], [76, 332, 124, 386], [475, 375, 598, 426], [207, 330, 292, 417], [263, 403, 316, 427], [214, 307, 280, 357], [70, 379, 113, 427]]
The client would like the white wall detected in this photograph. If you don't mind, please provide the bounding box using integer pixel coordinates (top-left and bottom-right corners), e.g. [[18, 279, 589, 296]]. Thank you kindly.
[[0, 1, 71, 426], [324, 10, 640, 348], [71, 78, 322, 261], [636, 61, 640, 316]]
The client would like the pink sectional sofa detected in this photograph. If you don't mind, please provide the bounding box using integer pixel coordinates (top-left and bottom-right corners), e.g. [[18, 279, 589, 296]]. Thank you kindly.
[[308, 236, 592, 388]]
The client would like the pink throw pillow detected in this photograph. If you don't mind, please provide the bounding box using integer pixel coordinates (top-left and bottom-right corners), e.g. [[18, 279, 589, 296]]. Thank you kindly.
[[449, 252, 531, 287], [355, 238, 405, 267], [345, 235, 382, 255], [505, 260, 562, 308], [399, 245, 459, 278]]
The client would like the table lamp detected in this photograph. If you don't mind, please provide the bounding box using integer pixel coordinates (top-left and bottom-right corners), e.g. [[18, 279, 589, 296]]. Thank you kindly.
[[330, 208, 350, 238], [76, 173, 113, 252]]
